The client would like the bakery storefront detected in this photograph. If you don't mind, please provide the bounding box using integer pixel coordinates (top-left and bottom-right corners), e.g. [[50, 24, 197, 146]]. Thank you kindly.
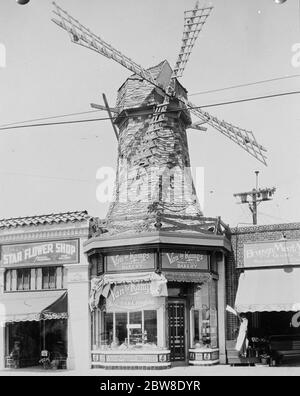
[[86, 234, 230, 369]]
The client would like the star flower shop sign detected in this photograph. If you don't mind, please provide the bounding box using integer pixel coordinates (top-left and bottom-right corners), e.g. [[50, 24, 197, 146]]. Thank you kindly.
[[1, 240, 79, 268]]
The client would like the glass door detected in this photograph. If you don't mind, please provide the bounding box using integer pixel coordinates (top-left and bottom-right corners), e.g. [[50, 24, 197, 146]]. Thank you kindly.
[[168, 300, 186, 362]]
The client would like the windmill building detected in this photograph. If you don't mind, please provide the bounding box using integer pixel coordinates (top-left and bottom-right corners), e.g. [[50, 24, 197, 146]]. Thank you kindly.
[[85, 60, 231, 368], [2, 1, 291, 371]]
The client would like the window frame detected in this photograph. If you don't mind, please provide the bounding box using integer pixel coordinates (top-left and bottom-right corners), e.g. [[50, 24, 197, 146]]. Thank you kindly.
[[16, 268, 31, 291]]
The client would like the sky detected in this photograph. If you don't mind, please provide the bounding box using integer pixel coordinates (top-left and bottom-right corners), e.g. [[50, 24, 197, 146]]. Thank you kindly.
[[0, 0, 299, 227]]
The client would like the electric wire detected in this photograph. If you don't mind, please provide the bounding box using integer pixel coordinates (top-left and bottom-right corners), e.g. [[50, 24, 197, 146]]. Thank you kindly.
[[0, 109, 101, 128], [1, 89, 300, 132], [189, 74, 300, 97]]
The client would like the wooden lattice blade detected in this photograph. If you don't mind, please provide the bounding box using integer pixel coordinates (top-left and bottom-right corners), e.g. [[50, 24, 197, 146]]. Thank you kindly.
[[173, 2, 213, 78], [188, 102, 268, 166], [51, 2, 158, 88]]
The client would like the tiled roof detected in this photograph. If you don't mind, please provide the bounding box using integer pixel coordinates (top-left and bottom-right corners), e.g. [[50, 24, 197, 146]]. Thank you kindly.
[[0, 211, 89, 229]]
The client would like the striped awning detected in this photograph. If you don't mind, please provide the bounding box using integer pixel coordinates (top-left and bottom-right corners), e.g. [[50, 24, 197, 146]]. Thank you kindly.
[[0, 290, 68, 323], [235, 267, 300, 313]]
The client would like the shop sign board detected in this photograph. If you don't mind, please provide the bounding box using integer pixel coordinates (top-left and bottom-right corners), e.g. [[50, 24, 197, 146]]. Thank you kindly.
[[106, 282, 163, 311], [1, 239, 79, 268], [242, 240, 300, 268], [161, 251, 209, 270], [106, 252, 155, 272]]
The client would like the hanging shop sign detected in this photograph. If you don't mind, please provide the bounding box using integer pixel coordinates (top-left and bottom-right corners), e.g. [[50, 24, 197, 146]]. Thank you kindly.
[[161, 251, 209, 270], [242, 240, 300, 268], [106, 252, 155, 272], [106, 282, 163, 312], [1, 239, 79, 268]]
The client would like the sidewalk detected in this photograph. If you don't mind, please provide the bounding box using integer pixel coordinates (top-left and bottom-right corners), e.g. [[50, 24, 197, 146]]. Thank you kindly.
[[1, 364, 300, 376]]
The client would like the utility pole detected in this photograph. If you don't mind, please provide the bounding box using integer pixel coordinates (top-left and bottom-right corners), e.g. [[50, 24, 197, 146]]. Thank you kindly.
[[233, 171, 276, 225]]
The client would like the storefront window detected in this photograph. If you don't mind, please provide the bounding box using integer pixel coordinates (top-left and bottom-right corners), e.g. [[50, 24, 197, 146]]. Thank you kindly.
[[144, 310, 157, 344], [103, 312, 113, 345], [191, 280, 218, 349], [94, 309, 158, 350], [115, 312, 127, 345]]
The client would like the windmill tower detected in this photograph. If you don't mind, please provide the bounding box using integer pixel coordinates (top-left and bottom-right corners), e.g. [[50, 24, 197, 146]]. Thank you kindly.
[[52, 1, 267, 237], [51, 2, 271, 368]]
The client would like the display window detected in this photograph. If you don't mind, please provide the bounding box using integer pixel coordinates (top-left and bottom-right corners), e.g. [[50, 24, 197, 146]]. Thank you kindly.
[[92, 309, 158, 351], [190, 280, 218, 349]]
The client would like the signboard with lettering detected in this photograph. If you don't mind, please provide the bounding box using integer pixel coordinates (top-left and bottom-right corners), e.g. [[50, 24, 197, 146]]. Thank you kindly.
[[242, 240, 300, 268], [161, 251, 209, 270], [106, 282, 163, 312], [1, 239, 79, 268], [106, 252, 155, 272]]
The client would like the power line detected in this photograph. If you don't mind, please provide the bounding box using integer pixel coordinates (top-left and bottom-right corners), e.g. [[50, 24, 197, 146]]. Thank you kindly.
[[189, 74, 300, 96], [197, 90, 300, 109], [0, 116, 112, 132], [1, 75, 299, 129], [0, 109, 102, 129], [0, 89, 300, 132]]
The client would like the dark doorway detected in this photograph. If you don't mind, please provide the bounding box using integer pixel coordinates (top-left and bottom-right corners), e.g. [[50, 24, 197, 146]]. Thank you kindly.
[[168, 301, 186, 362]]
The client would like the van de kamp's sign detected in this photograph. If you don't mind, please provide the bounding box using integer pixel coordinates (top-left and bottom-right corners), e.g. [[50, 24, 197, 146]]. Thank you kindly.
[[161, 251, 209, 270], [243, 240, 300, 268], [106, 252, 155, 272], [1, 239, 79, 267]]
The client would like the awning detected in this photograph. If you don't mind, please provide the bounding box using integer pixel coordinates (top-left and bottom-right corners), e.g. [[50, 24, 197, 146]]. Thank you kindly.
[[163, 271, 212, 283], [235, 267, 300, 313], [89, 272, 168, 311], [0, 290, 68, 323]]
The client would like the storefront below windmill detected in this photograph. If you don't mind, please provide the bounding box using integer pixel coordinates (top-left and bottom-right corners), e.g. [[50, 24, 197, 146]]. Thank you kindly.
[[86, 228, 231, 369]]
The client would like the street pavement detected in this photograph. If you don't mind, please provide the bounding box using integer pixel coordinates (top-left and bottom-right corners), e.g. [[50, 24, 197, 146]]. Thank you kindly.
[[0, 364, 300, 376]]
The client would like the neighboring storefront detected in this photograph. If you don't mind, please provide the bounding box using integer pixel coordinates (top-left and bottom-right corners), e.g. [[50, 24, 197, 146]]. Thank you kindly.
[[0, 211, 91, 371], [227, 223, 300, 365], [85, 230, 231, 369]]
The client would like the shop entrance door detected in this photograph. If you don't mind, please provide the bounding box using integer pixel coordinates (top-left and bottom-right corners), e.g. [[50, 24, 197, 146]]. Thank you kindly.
[[168, 301, 186, 362]]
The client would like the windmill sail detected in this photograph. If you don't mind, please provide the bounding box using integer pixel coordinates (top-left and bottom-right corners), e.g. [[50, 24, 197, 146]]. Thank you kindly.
[[173, 2, 214, 78], [52, 1, 268, 184], [52, 2, 160, 89], [188, 103, 267, 166]]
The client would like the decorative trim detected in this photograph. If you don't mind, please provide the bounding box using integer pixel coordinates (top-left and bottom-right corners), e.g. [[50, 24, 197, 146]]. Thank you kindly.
[[231, 223, 300, 235], [235, 303, 300, 312], [91, 350, 171, 369], [163, 271, 212, 283], [0, 227, 89, 244]]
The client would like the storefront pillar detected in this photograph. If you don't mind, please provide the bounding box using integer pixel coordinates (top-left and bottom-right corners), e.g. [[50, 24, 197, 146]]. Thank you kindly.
[[157, 299, 167, 348], [0, 268, 5, 370], [217, 253, 226, 364], [65, 262, 90, 372]]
